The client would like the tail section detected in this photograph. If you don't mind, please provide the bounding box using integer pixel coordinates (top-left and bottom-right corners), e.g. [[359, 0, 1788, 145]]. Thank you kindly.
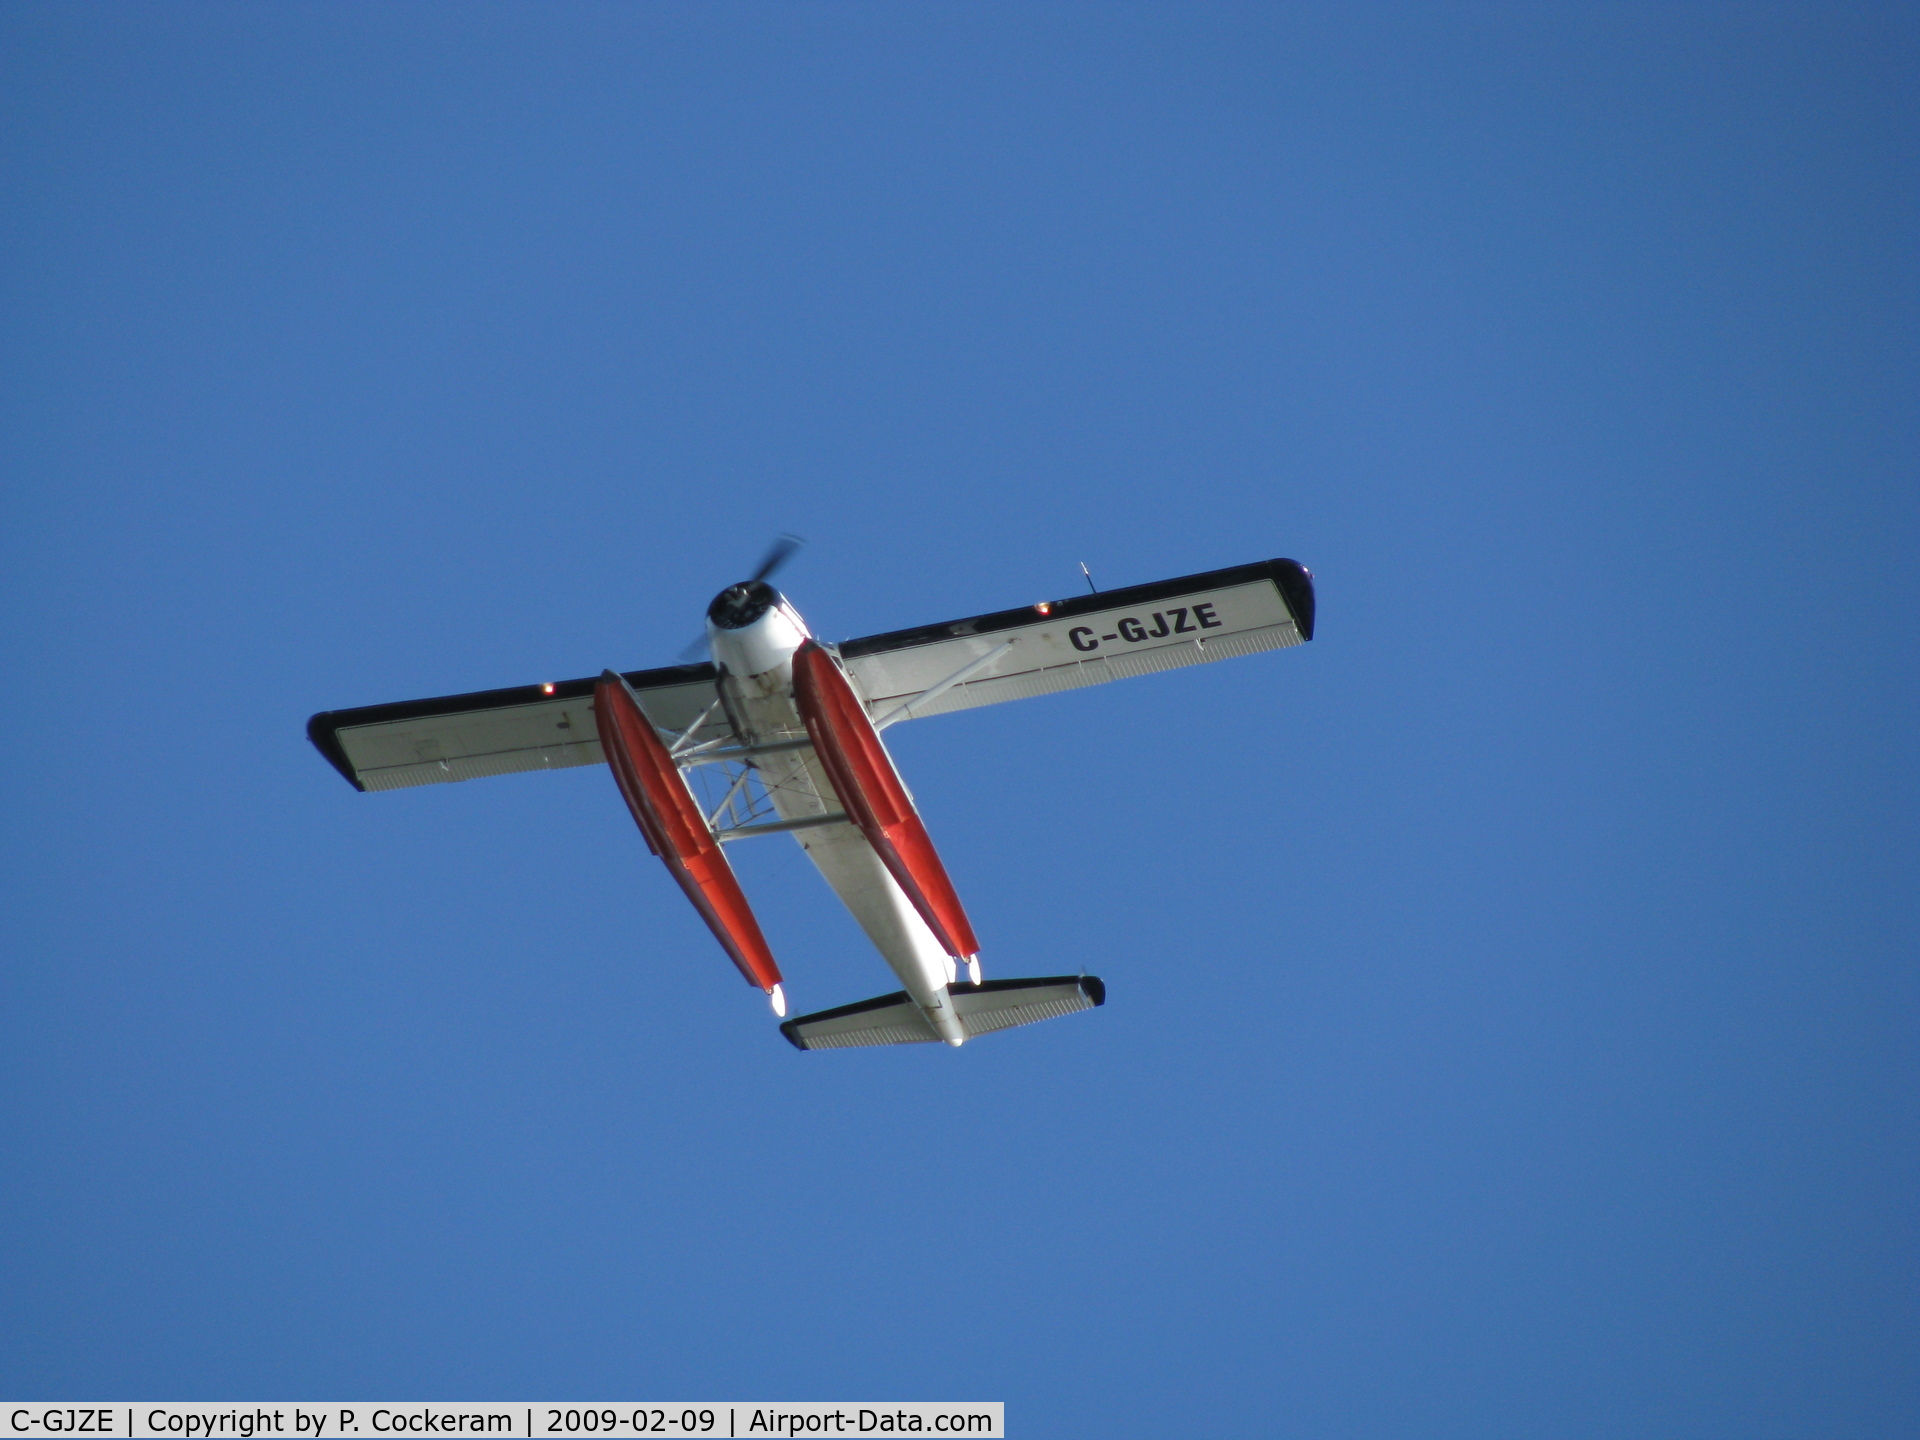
[[781, 976, 1105, 1051]]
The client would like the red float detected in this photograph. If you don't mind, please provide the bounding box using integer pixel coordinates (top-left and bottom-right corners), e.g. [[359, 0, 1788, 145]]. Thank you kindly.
[[791, 641, 981, 961], [593, 669, 783, 993]]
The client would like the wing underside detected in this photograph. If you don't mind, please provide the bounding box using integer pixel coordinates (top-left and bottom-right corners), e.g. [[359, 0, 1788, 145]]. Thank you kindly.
[[307, 666, 726, 793], [305, 559, 1314, 792], [839, 557, 1314, 725]]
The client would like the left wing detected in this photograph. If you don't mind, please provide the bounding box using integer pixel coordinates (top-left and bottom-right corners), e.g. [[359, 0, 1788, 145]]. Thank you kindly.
[[839, 558, 1314, 726], [307, 664, 725, 792]]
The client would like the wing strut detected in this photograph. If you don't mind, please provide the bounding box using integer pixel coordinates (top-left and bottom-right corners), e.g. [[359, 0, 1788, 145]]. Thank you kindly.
[[593, 670, 785, 1000], [791, 641, 982, 965], [871, 639, 1016, 731]]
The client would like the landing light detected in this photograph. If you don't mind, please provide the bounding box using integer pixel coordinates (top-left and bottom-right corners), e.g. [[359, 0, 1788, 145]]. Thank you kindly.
[[968, 958, 982, 986], [1034, 602, 1051, 615], [769, 983, 787, 1018], [541, 683, 555, 694]]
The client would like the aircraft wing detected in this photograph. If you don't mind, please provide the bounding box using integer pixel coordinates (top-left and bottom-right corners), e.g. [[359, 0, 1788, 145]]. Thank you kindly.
[[307, 558, 1314, 791], [839, 558, 1314, 726], [307, 664, 725, 793]]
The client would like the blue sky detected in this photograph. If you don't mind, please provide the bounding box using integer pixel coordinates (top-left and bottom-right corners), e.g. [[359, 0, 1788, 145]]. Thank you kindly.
[[2, 4, 1914, 1434]]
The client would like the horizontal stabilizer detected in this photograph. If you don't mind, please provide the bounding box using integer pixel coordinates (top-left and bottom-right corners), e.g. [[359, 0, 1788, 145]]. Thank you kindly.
[[780, 975, 1105, 1051]]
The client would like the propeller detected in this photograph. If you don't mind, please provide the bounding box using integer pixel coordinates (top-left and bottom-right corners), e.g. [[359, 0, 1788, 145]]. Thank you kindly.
[[677, 533, 806, 663], [749, 533, 804, 585]]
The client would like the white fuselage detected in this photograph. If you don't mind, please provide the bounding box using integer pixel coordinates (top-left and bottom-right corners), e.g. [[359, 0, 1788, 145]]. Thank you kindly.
[[708, 598, 967, 1045]]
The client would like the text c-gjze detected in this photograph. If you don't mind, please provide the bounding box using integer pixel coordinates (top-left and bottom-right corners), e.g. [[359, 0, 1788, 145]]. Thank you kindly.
[[1069, 604, 1221, 652]]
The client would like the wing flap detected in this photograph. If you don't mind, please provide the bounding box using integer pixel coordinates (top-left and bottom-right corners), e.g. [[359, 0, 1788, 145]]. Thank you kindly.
[[355, 746, 601, 793]]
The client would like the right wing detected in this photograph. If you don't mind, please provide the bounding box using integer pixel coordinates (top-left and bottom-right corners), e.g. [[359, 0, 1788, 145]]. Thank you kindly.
[[307, 663, 725, 792], [839, 558, 1314, 725]]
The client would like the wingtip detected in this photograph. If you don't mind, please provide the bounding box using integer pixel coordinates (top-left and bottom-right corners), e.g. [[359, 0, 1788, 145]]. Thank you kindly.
[[1272, 558, 1315, 641], [305, 710, 366, 791]]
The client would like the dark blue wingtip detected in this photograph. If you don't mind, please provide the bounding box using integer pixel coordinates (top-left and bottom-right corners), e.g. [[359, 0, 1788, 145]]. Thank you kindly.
[[306, 711, 365, 791], [1272, 558, 1316, 641]]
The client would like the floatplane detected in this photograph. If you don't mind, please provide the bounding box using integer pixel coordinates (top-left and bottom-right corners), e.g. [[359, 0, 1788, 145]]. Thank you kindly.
[[309, 548, 1314, 1049]]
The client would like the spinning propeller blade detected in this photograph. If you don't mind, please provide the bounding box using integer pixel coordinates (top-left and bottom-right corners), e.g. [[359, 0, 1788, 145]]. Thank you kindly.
[[751, 533, 804, 585]]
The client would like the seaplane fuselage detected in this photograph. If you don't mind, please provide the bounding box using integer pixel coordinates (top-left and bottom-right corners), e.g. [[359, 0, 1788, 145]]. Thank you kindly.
[[704, 579, 970, 1045]]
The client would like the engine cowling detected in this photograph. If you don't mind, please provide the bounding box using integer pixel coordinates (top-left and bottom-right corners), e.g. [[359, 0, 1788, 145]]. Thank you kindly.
[[706, 581, 811, 677]]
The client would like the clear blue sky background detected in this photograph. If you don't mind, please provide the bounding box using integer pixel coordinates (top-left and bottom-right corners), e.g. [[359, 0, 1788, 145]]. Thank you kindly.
[[2, 4, 1914, 1434]]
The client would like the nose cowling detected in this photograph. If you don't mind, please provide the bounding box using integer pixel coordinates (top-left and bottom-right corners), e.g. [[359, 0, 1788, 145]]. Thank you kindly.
[[705, 581, 810, 677], [707, 580, 780, 631]]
